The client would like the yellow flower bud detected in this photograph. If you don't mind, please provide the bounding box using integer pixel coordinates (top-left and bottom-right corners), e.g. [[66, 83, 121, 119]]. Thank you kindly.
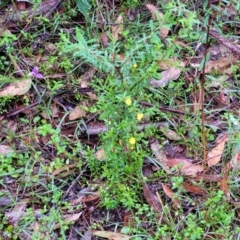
[[132, 63, 138, 68], [137, 113, 144, 121], [125, 98, 132, 106], [129, 137, 136, 145]]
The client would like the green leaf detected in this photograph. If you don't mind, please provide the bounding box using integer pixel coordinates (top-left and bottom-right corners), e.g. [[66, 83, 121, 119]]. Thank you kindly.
[[76, 28, 88, 48], [0, 0, 10, 8], [75, 0, 91, 18]]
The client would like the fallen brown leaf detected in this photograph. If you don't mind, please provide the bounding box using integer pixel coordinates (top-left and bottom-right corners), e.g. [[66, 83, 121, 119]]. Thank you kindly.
[[146, 4, 169, 38], [209, 30, 240, 57], [82, 192, 100, 203], [33, 221, 50, 239], [44, 73, 67, 79], [159, 125, 181, 141], [95, 148, 105, 160], [0, 78, 32, 97], [69, 105, 86, 120], [81, 230, 93, 240], [124, 211, 134, 228], [182, 182, 206, 195], [110, 54, 125, 61], [101, 33, 109, 47], [92, 231, 131, 240], [70, 196, 85, 206], [143, 183, 162, 214], [167, 157, 204, 176], [207, 134, 229, 167], [5, 198, 29, 226], [0, 196, 13, 206], [207, 75, 229, 88], [158, 58, 183, 70], [149, 137, 171, 173], [162, 183, 181, 209], [0, 145, 14, 156], [150, 61, 186, 88], [3, 0, 62, 23], [7, 120, 17, 132], [80, 80, 97, 100], [220, 163, 230, 201], [174, 40, 189, 48], [78, 67, 96, 83], [193, 174, 222, 182], [231, 152, 240, 170], [112, 15, 123, 41], [205, 54, 238, 73], [150, 67, 180, 87], [208, 44, 231, 60], [52, 164, 76, 176], [213, 88, 230, 106], [54, 212, 82, 230]]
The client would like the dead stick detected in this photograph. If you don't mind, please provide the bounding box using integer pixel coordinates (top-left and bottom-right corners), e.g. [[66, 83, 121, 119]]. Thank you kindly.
[[84, 122, 168, 135], [139, 101, 191, 115]]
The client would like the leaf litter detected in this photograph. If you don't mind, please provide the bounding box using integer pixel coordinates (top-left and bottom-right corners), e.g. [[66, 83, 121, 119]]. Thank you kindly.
[[1, 0, 240, 239]]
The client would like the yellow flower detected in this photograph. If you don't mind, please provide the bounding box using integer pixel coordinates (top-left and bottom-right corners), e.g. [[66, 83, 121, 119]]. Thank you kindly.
[[125, 98, 132, 106], [132, 63, 138, 68], [137, 113, 144, 121], [129, 137, 136, 145]]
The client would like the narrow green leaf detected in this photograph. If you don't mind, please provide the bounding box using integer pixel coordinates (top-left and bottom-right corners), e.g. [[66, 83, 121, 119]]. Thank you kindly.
[[75, 0, 91, 18]]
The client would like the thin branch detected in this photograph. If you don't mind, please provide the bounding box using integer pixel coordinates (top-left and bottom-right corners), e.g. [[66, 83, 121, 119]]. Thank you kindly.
[[200, 1, 213, 163]]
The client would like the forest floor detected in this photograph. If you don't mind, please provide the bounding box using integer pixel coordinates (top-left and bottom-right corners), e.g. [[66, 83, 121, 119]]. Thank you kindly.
[[0, 0, 240, 239]]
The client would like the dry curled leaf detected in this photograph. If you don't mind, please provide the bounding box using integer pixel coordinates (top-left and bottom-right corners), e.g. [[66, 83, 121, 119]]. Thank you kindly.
[[0, 78, 32, 97], [205, 54, 238, 73], [69, 105, 86, 120], [220, 163, 230, 201], [167, 157, 204, 176], [92, 231, 131, 240], [54, 212, 82, 230], [150, 62, 186, 88], [143, 183, 162, 214], [158, 58, 183, 70], [0, 145, 14, 156], [52, 164, 76, 176], [193, 173, 222, 182], [231, 152, 240, 170], [124, 211, 134, 227], [162, 183, 181, 209], [207, 134, 229, 167], [146, 4, 163, 20], [7, 120, 18, 132], [80, 80, 97, 100], [0, 196, 13, 206], [209, 30, 240, 57], [101, 33, 109, 47], [95, 148, 105, 160], [182, 182, 206, 195], [150, 137, 171, 173], [5, 198, 29, 226], [82, 192, 100, 203], [146, 4, 169, 38], [159, 125, 181, 140], [112, 15, 123, 41]]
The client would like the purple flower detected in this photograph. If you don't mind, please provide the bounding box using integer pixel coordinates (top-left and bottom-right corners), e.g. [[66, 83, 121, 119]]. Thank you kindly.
[[30, 67, 44, 79]]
